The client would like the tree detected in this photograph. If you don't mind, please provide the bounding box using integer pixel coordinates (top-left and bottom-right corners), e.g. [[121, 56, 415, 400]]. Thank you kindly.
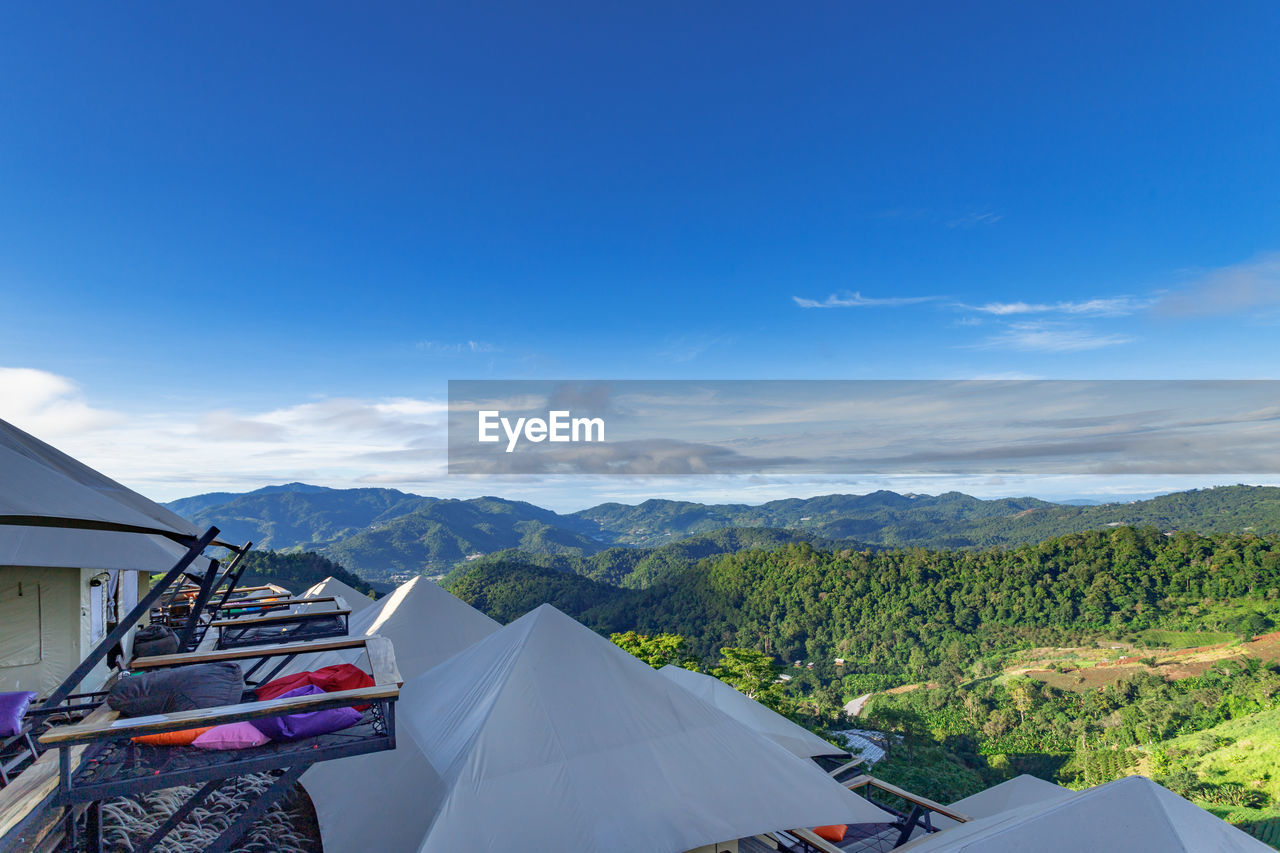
[[713, 647, 783, 708], [1009, 680, 1034, 726], [609, 632, 698, 669]]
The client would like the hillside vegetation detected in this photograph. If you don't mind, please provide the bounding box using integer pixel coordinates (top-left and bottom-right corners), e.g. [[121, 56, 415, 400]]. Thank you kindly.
[[446, 527, 1280, 845], [448, 527, 1280, 667]]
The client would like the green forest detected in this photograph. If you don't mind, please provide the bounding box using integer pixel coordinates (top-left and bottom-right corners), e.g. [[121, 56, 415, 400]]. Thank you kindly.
[[233, 549, 377, 598], [445, 526, 1280, 845]]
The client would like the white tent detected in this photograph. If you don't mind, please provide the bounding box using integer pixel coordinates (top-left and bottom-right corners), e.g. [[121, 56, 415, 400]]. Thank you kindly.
[[304, 604, 885, 853], [0, 527, 213, 575], [286, 576, 500, 679], [899, 775, 1270, 852], [0, 417, 201, 542], [931, 768, 1070, 824], [659, 663, 848, 760], [930, 774, 1072, 830], [299, 576, 375, 613]]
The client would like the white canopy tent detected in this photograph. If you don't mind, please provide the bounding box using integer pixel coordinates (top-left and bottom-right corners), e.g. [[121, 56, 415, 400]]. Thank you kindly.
[[930, 774, 1072, 830], [285, 575, 500, 678], [899, 775, 1270, 852], [0, 418, 203, 543], [303, 604, 886, 853], [659, 663, 848, 760], [0, 527, 213, 575], [299, 576, 375, 613]]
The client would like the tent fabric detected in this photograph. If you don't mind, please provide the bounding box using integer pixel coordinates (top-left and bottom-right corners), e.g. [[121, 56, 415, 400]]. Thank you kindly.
[[658, 663, 848, 759], [0, 417, 198, 540], [303, 604, 885, 853], [899, 775, 1271, 852], [285, 576, 500, 680], [299, 577, 375, 613], [0, 526, 213, 574], [930, 774, 1073, 830]]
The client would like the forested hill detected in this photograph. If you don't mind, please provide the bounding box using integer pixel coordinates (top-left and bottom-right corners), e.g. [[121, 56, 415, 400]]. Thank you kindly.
[[568, 486, 1280, 548], [171, 483, 437, 550], [167, 483, 1280, 580], [445, 526, 839, 589], [444, 527, 1280, 671], [233, 550, 377, 598]]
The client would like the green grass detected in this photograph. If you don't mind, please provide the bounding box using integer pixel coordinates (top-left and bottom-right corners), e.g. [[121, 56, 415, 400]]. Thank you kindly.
[[1129, 628, 1237, 648], [1156, 708, 1280, 848]]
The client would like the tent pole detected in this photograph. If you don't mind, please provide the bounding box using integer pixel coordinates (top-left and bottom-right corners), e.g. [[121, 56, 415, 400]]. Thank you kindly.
[[40, 526, 220, 709], [179, 542, 253, 651], [210, 542, 254, 611], [174, 557, 221, 651]]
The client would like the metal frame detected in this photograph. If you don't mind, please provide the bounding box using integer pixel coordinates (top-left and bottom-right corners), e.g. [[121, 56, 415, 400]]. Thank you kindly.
[[177, 544, 255, 651], [40, 635, 399, 853], [51, 698, 396, 852], [39, 527, 221, 711], [844, 776, 965, 848], [57, 701, 395, 802], [213, 609, 351, 650]]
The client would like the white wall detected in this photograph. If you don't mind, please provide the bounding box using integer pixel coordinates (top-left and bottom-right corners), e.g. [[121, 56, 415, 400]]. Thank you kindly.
[[0, 566, 81, 695]]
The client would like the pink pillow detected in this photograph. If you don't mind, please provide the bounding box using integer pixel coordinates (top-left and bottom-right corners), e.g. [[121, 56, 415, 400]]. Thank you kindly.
[[191, 721, 270, 750]]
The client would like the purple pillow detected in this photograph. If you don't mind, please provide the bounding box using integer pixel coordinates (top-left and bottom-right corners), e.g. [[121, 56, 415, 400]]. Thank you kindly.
[[250, 684, 362, 742], [192, 722, 271, 750], [0, 691, 36, 737]]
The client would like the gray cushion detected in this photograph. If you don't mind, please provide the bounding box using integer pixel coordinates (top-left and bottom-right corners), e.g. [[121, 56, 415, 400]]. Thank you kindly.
[[108, 662, 245, 718], [132, 624, 180, 659]]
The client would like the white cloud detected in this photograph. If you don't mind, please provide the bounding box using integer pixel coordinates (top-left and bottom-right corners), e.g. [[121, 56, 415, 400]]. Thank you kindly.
[[1156, 251, 1280, 317], [793, 291, 936, 309], [0, 367, 124, 436], [960, 296, 1151, 317], [655, 334, 728, 363], [415, 340, 499, 355], [946, 211, 1003, 229], [973, 322, 1134, 352], [0, 366, 451, 501]]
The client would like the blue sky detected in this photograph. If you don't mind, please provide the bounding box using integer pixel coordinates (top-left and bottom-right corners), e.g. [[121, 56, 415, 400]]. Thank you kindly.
[[2, 2, 1279, 507]]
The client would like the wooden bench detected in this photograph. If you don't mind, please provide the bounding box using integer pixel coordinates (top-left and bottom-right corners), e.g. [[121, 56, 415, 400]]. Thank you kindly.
[[131, 635, 402, 690], [39, 684, 397, 748], [20, 636, 401, 853]]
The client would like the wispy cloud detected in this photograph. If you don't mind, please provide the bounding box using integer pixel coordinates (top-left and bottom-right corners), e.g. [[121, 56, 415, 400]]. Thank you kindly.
[[1155, 251, 1280, 318], [656, 334, 728, 363], [793, 291, 936, 309], [416, 340, 499, 356], [959, 296, 1152, 317], [946, 210, 1003, 229], [973, 322, 1134, 352]]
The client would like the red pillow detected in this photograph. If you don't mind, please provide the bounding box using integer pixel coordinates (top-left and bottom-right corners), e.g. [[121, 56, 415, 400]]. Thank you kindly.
[[132, 726, 215, 746], [255, 664, 375, 709], [813, 824, 847, 843]]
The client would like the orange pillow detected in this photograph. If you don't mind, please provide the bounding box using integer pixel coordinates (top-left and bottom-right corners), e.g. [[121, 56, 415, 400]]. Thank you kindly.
[[813, 824, 847, 843], [131, 726, 215, 746]]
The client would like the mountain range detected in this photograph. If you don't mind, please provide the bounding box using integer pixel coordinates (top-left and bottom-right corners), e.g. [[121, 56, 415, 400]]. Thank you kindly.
[[165, 483, 1280, 583]]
